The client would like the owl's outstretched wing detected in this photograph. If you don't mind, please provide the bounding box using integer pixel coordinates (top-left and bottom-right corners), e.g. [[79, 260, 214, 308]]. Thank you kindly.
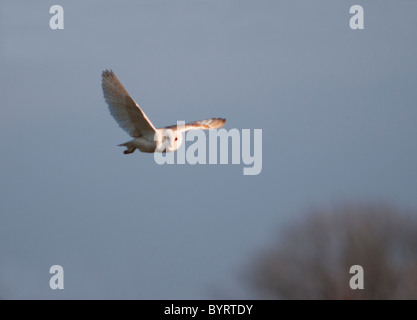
[[164, 118, 226, 132], [102, 70, 156, 138]]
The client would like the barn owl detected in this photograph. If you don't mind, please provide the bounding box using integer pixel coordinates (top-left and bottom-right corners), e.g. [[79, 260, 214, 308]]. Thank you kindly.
[[102, 70, 226, 154]]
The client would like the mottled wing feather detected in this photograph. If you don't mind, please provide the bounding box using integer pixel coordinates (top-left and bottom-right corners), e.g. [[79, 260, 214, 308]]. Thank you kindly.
[[102, 70, 156, 138], [165, 118, 226, 132]]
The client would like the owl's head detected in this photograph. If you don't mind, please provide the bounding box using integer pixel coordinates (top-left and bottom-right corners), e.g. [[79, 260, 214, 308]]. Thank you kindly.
[[154, 128, 183, 153]]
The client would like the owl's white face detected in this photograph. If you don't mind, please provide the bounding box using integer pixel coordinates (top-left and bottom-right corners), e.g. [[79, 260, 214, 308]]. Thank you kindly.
[[154, 128, 183, 153]]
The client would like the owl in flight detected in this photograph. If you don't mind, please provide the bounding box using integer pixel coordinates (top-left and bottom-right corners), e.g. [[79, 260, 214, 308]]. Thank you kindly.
[[102, 70, 226, 154]]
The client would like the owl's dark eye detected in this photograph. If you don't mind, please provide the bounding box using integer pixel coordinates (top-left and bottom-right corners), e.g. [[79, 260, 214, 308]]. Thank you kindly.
[[175, 137, 178, 141]]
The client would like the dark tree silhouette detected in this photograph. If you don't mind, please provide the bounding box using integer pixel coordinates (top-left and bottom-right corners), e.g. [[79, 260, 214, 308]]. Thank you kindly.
[[249, 204, 417, 299]]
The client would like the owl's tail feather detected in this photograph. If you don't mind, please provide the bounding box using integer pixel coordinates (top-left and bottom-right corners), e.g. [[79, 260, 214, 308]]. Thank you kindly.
[[118, 140, 136, 154]]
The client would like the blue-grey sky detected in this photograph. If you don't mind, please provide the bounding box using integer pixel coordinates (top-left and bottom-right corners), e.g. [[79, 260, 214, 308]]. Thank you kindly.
[[1, 0, 416, 299]]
